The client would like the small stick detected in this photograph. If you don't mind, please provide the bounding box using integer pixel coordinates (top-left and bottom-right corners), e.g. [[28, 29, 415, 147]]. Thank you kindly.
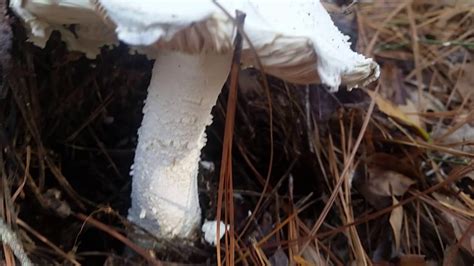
[[74, 213, 162, 266], [0, 219, 32, 266], [215, 9, 246, 266]]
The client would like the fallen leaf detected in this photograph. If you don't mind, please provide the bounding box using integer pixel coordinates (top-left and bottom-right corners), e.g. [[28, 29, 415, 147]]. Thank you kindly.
[[432, 193, 473, 255], [367, 166, 416, 197], [301, 245, 328, 266], [454, 63, 474, 103], [389, 196, 403, 253], [367, 90, 413, 124], [378, 62, 408, 104], [434, 122, 474, 153], [443, 244, 470, 266], [293, 255, 316, 266], [372, 229, 393, 263], [439, 0, 474, 6], [408, 89, 446, 113], [367, 90, 430, 140], [398, 99, 423, 132], [399, 254, 426, 266], [372, 261, 391, 266], [354, 165, 416, 209], [379, 63, 426, 134], [269, 248, 289, 266], [367, 153, 419, 179]]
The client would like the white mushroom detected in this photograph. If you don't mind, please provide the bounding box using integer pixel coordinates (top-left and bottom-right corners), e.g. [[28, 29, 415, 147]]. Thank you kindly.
[[11, 0, 379, 241], [9, 0, 117, 58]]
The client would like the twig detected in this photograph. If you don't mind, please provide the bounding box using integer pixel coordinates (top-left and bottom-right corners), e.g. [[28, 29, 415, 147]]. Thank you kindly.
[[0, 218, 32, 266], [12, 146, 30, 203], [74, 212, 162, 266], [214, 9, 246, 266], [17, 218, 81, 266], [298, 85, 379, 254]]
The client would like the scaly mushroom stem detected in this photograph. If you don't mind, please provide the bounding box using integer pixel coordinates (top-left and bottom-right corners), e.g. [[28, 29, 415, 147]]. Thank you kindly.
[[128, 51, 233, 239]]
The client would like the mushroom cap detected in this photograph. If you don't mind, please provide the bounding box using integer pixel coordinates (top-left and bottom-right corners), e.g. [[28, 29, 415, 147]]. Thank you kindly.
[[96, 0, 379, 89], [10, 0, 117, 58], [11, 0, 380, 89]]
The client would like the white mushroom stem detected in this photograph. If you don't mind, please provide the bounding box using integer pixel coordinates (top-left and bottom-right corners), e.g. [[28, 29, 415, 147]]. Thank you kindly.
[[128, 51, 233, 238]]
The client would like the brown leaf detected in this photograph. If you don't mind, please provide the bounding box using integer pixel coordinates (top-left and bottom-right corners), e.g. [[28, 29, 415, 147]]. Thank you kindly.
[[443, 245, 470, 266], [399, 254, 426, 266], [293, 255, 310, 265], [398, 99, 423, 132], [301, 246, 328, 266], [432, 193, 473, 255], [457, 63, 474, 100], [367, 166, 416, 197], [434, 120, 474, 153], [367, 153, 420, 179], [367, 90, 415, 125], [449, 63, 474, 105], [439, 0, 474, 6], [389, 197, 403, 252], [379, 63, 429, 133], [379, 62, 408, 104], [367, 90, 429, 140], [372, 262, 391, 266], [269, 248, 289, 266]]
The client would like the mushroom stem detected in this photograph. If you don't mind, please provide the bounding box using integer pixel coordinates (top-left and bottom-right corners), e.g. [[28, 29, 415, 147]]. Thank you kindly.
[[128, 51, 233, 239]]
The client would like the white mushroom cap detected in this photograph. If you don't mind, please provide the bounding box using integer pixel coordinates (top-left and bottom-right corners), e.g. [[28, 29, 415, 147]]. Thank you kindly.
[[12, 0, 379, 89], [238, 1, 380, 88], [10, 0, 117, 58], [96, 0, 380, 89]]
